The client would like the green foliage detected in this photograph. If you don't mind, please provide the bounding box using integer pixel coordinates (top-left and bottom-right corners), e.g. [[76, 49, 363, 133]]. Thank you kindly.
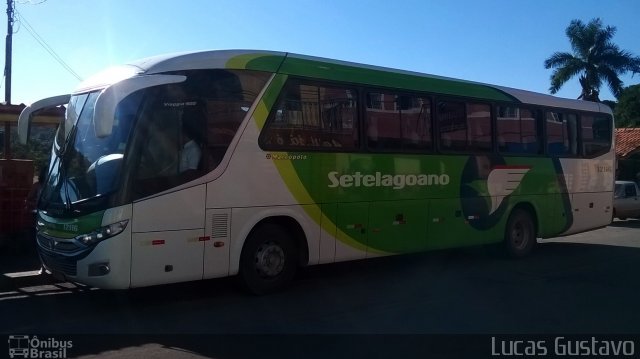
[[614, 84, 640, 127], [544, 18, 640, 102], [602, 100, 616, 111], [5, 125, 55, 171]]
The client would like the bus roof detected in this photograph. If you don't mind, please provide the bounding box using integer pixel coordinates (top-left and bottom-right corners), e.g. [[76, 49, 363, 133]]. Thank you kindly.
[[79, 49, 611, 114]]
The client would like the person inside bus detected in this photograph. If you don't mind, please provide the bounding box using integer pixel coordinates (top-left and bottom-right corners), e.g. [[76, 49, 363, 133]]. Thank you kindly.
[[179, 119, 202, 175]]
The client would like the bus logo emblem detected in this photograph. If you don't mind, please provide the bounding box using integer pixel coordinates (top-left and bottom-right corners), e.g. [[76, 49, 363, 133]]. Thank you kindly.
[[487, 165, 532, 214]]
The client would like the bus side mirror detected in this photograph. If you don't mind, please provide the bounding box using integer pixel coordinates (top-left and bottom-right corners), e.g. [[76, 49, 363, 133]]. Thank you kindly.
[[17, 94, 70, 144], [93, 74, 187, 138]]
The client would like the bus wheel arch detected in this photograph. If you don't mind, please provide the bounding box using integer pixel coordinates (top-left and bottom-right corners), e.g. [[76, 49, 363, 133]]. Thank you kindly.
[[503, 203, 538, 258], [238, 216, 308, 294]]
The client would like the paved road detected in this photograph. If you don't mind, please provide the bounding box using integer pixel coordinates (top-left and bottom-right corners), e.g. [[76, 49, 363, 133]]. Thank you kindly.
[[1, 220, 639, 358]]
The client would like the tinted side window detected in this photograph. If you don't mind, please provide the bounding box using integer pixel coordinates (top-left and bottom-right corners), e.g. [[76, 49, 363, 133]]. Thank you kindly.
[[131, 70, 269, 199], [438, 101, 491, 152], [497, 106, 540, 154], [366, 92, 432, 151], [626, 184, 637, 197], [546, 111, 577, 156], [261, 81, 358, 150], [581, 115, 612, 157], [201, 70, 271, 167], [467, 103, 492, 151], [133, 86, 205, 198]]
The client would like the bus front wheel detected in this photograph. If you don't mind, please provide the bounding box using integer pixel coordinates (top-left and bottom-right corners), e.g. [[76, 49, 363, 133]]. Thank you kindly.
[[239, 223, 297, 295], [503, 209, 536, 258]]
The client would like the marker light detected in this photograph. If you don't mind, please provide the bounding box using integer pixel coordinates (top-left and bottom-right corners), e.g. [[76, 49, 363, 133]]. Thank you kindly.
[[76, 220, 129, 246]]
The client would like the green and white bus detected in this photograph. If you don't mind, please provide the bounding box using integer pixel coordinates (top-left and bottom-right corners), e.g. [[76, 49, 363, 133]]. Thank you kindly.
[[19, 50, 615, 293]]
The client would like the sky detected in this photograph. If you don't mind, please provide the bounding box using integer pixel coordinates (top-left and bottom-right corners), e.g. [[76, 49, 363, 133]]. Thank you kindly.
[[1, 0, 639, 105]]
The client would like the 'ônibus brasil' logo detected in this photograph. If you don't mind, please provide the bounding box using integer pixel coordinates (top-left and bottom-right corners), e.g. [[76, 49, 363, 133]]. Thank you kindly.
[[327, 171, 450, 189], [7, 335, 73, 358]]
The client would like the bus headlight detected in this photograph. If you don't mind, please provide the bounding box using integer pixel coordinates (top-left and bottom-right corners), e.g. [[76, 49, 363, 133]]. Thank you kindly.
[[77, 220, 129, 246]]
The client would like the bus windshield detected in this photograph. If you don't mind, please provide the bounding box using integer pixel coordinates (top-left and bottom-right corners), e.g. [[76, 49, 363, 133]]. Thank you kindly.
[[39, 69, 270, 214], [40, 90, 141, 216]]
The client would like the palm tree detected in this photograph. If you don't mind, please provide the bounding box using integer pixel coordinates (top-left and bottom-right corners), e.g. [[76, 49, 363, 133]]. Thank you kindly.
[[544, 18, 640, 102]]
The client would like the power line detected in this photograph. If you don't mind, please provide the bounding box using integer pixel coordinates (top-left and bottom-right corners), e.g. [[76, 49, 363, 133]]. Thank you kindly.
[[17, 0, 48, 4], [14, 9, 83, 81]]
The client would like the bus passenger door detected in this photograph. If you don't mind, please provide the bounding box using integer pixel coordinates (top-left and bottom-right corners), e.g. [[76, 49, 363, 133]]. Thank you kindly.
[[126, 84, 210, 287], [130, 185, 206, 287]]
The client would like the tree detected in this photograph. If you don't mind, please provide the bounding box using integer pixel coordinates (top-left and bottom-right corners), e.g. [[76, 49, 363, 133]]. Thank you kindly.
[[614, 84, 640, 127], [544, 18, 640, 102], [602, 100, 616, 111]]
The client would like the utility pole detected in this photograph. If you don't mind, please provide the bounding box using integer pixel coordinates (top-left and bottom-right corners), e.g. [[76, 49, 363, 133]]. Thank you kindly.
[[4, 0, 13, 105], [2, 0, 13, 159]]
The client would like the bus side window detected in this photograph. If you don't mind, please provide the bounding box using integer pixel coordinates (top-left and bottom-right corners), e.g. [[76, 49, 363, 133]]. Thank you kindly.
[[497, 106, 540, 154], [438, 100, 491, 152], [366, 92, 432, 152], [546, 111, 577, 156], [261, 81, 359, 151], [180, 101, 207, 175], [437, 101, 466, 151], [581, 115, 612, 157], [131, 85, 207, 198], [467, 103, 492, 151]]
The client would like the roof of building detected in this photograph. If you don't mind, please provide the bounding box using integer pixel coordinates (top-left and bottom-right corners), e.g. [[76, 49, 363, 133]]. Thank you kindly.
[[0, 103, 64, 125], [0, 103, 26, 114], [616, 128, 640, 157]]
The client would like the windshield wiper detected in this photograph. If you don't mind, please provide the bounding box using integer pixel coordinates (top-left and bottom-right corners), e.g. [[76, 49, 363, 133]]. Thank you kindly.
[[58, 123, 81, 212], [71, 192, 111, 207], [58, 156, 72, 212]]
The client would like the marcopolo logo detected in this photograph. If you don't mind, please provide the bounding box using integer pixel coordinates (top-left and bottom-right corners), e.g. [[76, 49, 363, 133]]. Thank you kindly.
[[327, 171, 450, 190], [7, 335, 72, 359]]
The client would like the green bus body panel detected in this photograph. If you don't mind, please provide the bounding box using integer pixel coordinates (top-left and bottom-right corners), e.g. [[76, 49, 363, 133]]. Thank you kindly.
[[277, 56, 519, 102], [38, 211, 104, 239], [227, 53, 518, 102], [253, 73, 288, 129], [226, 54, 286, 73], [368, 200, 429, 253], [252, 73, 572, 254], [336, 202, 369, 252], [281, 152, 569, 253]]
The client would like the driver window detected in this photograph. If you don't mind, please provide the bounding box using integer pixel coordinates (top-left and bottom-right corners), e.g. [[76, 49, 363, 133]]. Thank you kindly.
[[130, 69, 268, 200], [133, 83, 206, 198], [136, 109, 181, 180]]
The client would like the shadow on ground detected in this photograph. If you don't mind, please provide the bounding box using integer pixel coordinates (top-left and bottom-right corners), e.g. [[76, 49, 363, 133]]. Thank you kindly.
[[3, 238, 640, 358], [609, 218, 640, 228]]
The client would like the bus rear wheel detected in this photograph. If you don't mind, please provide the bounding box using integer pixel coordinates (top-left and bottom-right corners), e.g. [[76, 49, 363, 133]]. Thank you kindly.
[[239, 223, 297, 295], [503, 209, 536, 258]]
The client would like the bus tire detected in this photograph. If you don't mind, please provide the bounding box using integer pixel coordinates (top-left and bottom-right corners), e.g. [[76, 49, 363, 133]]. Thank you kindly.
[[239, 223, 297, 295], [503, 208, 536, 258]]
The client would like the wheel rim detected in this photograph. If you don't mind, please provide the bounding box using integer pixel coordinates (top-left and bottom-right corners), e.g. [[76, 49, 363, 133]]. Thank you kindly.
[[510, 219, 531, 251], [254, 241, 285, 278]]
